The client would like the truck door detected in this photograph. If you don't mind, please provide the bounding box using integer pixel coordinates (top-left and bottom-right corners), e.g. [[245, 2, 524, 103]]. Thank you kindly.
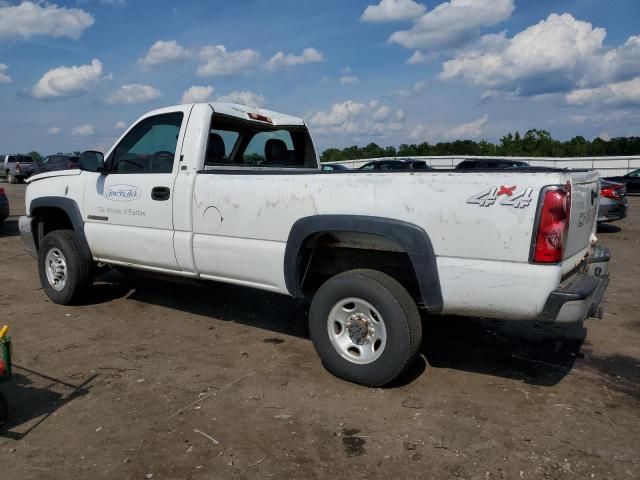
[[83, 108, 190, 270]]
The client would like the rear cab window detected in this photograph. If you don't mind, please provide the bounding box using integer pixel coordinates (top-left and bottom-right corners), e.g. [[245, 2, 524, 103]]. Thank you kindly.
[[203, 114, 317, 170]]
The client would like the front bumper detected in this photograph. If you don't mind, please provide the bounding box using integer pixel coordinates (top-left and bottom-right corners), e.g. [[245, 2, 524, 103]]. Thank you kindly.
[[19, 215, 37, 258], [538, 245, 611, 324]]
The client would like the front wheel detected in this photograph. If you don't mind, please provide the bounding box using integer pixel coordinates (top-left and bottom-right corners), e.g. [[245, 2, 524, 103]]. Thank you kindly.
[[309, 269, 422, 386], [38, 230, 93, 305]]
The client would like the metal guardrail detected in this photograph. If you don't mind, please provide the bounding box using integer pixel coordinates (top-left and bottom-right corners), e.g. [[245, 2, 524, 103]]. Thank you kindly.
[[326, 156, 640, 176]]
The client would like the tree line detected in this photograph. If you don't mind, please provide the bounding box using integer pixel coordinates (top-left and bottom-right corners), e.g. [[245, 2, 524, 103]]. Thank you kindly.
[[320, 129, 640, 163]]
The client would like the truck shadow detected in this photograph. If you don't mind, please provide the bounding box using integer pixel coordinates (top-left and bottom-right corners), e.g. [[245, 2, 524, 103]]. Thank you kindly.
[[0, 366, 96, 440], [91, 271, 586, 388], [597, 223, 622, 233], [421, 315, 585, 387]]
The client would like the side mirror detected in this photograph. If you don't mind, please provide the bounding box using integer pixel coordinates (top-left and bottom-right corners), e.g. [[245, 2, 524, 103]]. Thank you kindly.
[[79, 151, 105, 173]]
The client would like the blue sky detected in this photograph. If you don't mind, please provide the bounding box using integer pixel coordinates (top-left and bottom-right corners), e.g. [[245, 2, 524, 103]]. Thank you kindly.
[[1, 0, 640, 154]]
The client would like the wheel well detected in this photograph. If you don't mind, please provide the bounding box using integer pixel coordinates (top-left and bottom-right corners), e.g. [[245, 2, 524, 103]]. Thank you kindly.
[[32, 207, 74, 249], [298, 231, 422, 305]]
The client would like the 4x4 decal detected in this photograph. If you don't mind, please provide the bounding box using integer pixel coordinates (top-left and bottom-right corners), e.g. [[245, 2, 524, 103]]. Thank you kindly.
[[467, 185, 534, 208]]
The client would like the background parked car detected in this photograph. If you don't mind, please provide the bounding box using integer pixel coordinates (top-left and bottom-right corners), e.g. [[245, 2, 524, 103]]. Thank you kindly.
[[1, 154, 36, 183], [321, 163, 349, 171], [37, 154, 80, 174], [604, 168, 640, 193], [598, 179, 627, 223], [455, 158, 531, 169], [358, 159, 433, 170], [0, 187, 8, 226]]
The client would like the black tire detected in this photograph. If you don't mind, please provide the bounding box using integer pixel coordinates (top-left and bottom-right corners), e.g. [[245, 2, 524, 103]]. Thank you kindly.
[[38, 230, 93, 305], [309, 269, 422, 386]]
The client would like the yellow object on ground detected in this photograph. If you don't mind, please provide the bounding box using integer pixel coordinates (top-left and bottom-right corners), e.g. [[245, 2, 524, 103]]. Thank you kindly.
[[0, 325, 8, 339]]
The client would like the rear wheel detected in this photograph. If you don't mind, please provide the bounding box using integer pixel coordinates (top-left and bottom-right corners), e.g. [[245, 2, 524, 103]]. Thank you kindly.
[[309, 269, 422, 386], [38, 230, 93, 305]]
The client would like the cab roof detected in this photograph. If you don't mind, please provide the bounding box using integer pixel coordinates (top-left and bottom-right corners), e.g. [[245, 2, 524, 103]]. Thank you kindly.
[[146, 102, 306, 127]]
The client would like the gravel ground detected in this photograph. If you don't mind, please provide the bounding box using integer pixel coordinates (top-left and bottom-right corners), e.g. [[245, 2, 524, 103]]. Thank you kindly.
[[0, 182, 638, 480]]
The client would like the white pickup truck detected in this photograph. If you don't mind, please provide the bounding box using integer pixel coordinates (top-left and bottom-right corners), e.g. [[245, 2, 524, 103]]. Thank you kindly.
[[20, 102, 610, 386]]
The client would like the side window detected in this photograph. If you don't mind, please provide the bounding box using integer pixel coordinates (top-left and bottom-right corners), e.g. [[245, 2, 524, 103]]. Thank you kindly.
[[110, 112, 183, 173], [205, 129, 240, 166], [243, 130, 294, 165], [360, 163, 375, 170]]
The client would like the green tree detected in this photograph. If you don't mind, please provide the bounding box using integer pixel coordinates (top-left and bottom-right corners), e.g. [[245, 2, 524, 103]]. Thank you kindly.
[[29, 151, 42, 162]]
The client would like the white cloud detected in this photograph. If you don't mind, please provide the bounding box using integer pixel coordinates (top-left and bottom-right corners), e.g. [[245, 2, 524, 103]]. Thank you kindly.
[[138, 40, 190, 68], [441, 14, 640, 98], [72, 124, 95, 136], [0, 63, 10, 83], [373, 105, 392, 121], [410, 123, 430, 140], [265, 48, 324, 71], [598, 132, 610, 141], [565, 77, 640, 107], [361, 0, 426, 23], [47, 127, 61, 135], [389, 0, 514, 50], [216, 90, 265, 107], [0, 1, 94, 40], [406, 50, 427, 65], [30, 59, 110, 99], [107, 84, 161, 104], [309, 99, 405, 138], [197, 45, 261, 77], [340, 75, 359, 84], [113, 121, 127, 130], [181, 85, 214, 103], [443, 114, 489, 139], [391, 80, 426, 98]]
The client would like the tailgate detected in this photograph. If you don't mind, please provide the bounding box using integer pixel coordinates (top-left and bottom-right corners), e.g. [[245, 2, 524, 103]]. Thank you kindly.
[[564, 171, 599, 267]]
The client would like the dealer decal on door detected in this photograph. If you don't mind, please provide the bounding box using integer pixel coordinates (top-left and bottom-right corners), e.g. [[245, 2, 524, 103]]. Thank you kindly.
[[103, 184, 142, 202], [466, 186, 534, 208]]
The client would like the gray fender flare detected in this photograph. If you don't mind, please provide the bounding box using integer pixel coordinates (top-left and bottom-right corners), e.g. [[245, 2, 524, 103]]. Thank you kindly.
[[29, 196, 92, 258], [284, 215, 443, 312]]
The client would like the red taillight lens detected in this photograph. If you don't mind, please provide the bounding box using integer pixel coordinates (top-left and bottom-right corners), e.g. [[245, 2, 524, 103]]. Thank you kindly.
[[533, 188, 570, 263], [600, 185, 621, 200], [0, 187, 5, 196]]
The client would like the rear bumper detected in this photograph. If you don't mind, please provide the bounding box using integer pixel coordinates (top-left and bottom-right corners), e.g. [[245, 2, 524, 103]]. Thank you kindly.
[[597, 198, 627, 222], [19, 215, 37, 258], [538, 245, 611, 324]]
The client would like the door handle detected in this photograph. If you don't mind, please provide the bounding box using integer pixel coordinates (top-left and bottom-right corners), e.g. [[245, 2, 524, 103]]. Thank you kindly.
[[151, 186, 171, 201]]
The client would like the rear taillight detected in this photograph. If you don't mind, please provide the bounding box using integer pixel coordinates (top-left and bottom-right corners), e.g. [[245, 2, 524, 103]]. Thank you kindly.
[[0, 188, 5, 196], [601, 185, 623, 200], [533, 187, 570, 263]]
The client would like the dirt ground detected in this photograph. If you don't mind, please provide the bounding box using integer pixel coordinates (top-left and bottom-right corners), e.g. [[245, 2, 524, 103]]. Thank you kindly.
[[0, 182, 638, 480]]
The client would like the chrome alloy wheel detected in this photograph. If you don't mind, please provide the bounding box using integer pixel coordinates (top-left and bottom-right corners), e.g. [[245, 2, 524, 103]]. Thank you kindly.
[[45, 247, 67, 291], [327, 297, 387, 364]]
